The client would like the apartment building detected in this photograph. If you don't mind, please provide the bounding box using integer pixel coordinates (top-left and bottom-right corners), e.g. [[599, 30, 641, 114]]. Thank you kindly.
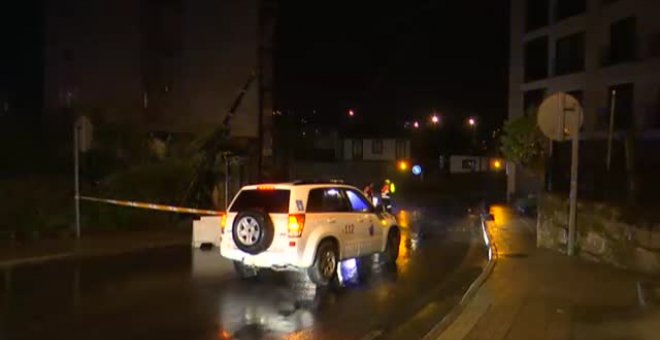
[[508, 0, 660, 198]]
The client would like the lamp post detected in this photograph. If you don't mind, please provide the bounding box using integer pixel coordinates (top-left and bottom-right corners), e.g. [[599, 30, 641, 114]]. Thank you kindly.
[[467, 117, 478, 154]]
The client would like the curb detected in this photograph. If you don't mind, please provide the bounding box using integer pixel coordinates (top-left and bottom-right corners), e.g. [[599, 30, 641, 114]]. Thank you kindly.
[[422, 214, 497, 339], [0, 239, 190, 269]]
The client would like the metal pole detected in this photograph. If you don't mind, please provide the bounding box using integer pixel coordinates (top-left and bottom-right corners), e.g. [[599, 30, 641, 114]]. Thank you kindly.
[[74, 122, 81, 240], [606, 89, 617, 171], [567, 108, 581, 256], [224, 153, 230, 211]]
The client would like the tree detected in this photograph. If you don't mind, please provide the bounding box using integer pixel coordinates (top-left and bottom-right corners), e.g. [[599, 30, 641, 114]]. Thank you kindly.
[[499, 112, 547, 176]]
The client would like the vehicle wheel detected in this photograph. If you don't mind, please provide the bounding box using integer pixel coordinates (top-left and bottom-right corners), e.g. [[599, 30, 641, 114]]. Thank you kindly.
[[233, 261, 259, 279], [384, 228, 400, 263], [307, 241, 338, 286], [232, 211, 274, 255]]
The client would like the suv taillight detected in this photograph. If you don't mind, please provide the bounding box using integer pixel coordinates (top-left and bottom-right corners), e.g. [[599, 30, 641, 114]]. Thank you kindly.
[[220, 213, 227, 233], [288, 214, 305, 237]]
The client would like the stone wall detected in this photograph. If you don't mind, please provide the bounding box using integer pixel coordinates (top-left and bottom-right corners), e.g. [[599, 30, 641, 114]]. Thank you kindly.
[[538, 194, 660, 275]]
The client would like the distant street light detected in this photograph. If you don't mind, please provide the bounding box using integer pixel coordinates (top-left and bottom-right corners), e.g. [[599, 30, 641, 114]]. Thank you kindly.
[[431, 114, 440, 124], [413, 121, 420, 129], [468, 117, 477, 127], [348, 109, 355, 117], [398, 160, 409, 171]]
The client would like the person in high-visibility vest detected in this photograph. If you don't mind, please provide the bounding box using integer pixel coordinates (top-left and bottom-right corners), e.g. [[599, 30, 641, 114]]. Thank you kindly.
[[381, 179, 391, 197], [381, 179, 394, 212]]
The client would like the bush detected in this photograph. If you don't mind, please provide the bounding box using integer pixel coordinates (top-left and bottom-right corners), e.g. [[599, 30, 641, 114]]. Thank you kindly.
[[0, 177, 73, 240], [82, 160, 195, 230], [500, 115, 547, 175]]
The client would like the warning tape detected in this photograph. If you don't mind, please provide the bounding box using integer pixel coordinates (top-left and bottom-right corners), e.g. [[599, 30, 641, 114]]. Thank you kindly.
[[78, 196, 223, 216]]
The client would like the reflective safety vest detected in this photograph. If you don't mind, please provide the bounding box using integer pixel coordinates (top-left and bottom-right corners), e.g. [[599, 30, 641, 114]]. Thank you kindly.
[[381, 184, 390, 195]]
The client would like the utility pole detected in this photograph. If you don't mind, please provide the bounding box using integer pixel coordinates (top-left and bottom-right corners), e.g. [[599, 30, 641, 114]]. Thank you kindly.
[[73, 122, 81, 240], [258, 0, 277, 180]]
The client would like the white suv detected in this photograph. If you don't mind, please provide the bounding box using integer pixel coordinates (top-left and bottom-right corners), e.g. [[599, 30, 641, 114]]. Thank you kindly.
[[220, 181, 401, 285]]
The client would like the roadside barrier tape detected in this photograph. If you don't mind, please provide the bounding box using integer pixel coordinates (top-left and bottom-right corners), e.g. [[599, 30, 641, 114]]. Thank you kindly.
[[78, 196, 223, 216]]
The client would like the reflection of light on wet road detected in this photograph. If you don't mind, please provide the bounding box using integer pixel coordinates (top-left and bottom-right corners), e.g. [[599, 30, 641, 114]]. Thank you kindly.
[[489, 205, 511, 226], [217, 329, 231, 339], [282, 330, 316, 340], [396, 230, 412, 274], [397, 210, 410, 228], [395, 209, 424, 275], [488, 204, 511, 258]]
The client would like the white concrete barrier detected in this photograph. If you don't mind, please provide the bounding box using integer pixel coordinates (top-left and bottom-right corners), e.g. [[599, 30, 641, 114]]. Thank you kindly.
[[192, 216, 222, 248]]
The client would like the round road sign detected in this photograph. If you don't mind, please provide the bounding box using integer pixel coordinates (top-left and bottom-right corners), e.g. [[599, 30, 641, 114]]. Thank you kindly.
[[537, 92, 583, 141]]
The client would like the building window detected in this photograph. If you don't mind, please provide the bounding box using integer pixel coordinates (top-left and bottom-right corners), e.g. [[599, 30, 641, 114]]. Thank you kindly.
[[607, 17, 637, 65], [526, 0, 549, 32], [555, 32, 585, 75], [599, 84, 634, 130], [647, 34, 660, 59], [352, 139, 363, 160], [554, 0, 586, 22], [395, 140, 407, 160], [372, 139, 383, 154], [523, 88, 546, 117], [524, 36, 549, 82], [462, 159, 477, 170]]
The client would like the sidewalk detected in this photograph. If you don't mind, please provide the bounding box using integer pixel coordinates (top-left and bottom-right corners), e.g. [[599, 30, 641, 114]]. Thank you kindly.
[[0, 229, 190, 268], [437, 205, 660, 340]]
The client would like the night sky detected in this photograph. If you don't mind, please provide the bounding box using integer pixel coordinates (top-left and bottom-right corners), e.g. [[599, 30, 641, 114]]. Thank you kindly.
[[274, 1, 510, 133], [0, 0, 44, 118]]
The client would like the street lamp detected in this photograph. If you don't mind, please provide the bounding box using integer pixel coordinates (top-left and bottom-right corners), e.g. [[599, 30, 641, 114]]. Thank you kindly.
[[431, 114, 440, 124], [348, 109, 355, 117], [413, 121, 420, 129], [468, 117, 477, 127]]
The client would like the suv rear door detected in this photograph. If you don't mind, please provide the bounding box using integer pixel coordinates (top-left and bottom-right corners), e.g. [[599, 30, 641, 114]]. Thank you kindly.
[[226, 188, 291, 252], [305, 187, 359, 258]]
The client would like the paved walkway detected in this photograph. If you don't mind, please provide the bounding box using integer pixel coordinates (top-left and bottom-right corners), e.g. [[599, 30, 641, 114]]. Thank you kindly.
[[0, 230, 190, 267], [438, 205, 660, 340]]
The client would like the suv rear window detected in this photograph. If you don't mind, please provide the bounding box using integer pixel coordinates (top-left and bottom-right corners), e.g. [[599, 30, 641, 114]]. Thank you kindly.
[[229, 189, 290, 213]]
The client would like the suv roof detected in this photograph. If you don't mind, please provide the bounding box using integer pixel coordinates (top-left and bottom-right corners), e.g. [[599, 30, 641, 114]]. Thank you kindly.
[[292, 179, 346, 185], [239, 180, 351, 190]]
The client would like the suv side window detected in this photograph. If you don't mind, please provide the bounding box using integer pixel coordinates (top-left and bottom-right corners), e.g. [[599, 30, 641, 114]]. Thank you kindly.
[[306, 188, 350, 213], [345, 189, 373, 213]]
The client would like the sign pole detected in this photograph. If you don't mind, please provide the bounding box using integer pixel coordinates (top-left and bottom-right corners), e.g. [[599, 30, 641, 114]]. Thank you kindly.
[[567, 107, 581, 256], [606, 90, 617, 172], [73, 122, 81, 240]]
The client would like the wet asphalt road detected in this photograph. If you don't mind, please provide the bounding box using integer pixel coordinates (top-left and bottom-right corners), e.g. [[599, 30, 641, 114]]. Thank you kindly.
[[1, 199, 487, 340]]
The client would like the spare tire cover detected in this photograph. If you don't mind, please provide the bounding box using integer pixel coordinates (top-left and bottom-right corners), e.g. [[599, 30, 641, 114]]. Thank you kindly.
[[232, 211, 275, 255]]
